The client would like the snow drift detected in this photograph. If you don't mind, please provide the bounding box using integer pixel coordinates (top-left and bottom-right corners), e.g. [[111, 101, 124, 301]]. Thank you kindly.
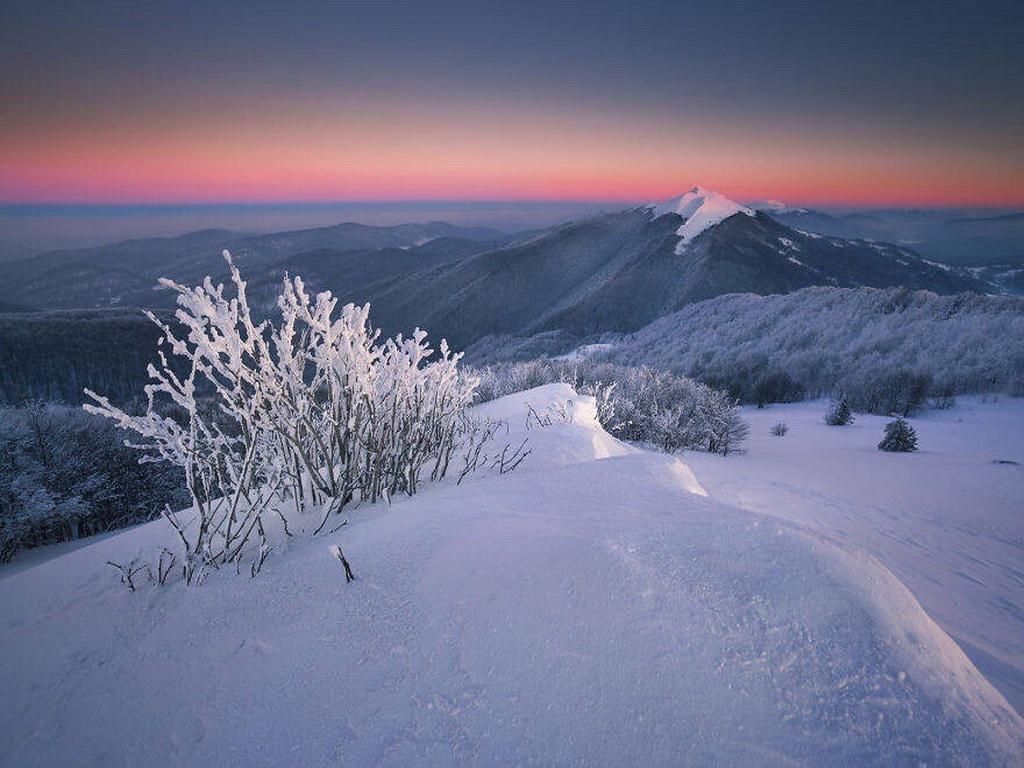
[[0, 384, 1020, 766]]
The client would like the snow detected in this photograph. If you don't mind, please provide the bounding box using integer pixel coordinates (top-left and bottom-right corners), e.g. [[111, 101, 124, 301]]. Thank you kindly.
[[923, 258, 954, 272], [797, 228, 823, 239], [553, 342, 614, 362], [648, 187, 754, 254], [755, 200, 809, 214], [0, 385, 1021, 765], [685, 398, 1024, 717]]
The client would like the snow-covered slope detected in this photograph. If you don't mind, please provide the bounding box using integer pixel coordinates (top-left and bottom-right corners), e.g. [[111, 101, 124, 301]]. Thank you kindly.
[[684, 398, 1024, 717], [0, 385, 1020, 766], [648, 186, 754, 253]]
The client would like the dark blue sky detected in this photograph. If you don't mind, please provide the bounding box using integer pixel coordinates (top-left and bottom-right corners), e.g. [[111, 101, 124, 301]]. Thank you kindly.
[[2, 0, 1022, 205]]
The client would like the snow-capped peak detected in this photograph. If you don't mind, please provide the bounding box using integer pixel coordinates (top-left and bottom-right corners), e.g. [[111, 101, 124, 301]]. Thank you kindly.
[[754, 199, 809, 214], [647, 186, 754, 254]]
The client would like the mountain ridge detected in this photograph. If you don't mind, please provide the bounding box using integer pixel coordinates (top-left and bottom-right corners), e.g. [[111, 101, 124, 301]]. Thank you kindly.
[[0, 190, 990, 351]]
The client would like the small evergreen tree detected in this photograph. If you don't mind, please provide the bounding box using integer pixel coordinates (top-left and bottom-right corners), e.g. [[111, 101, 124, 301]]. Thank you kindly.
[[825, 396, 854, 426], [878, 417, 918, 452]]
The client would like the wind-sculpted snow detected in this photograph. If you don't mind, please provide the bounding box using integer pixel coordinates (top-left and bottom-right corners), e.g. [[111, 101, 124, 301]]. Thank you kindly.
[[0, 385, 1020, 765], [684, 397, 1024, 716]]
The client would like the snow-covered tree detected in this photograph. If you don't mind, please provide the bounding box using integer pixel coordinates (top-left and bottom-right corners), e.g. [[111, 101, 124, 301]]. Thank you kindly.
[[878, 417, 918, 452], [0, 402, 185, 562], [825, 396, 854, 426]]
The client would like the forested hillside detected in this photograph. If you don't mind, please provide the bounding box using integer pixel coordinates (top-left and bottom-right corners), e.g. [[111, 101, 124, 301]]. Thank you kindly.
[[0, 310, 165, 405], [604, 287, 1024, 410]]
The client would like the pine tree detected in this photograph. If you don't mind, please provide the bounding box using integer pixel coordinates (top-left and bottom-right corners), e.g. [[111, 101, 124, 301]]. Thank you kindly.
[[825, 396, 854, 426], [878, 417, 918, 452]]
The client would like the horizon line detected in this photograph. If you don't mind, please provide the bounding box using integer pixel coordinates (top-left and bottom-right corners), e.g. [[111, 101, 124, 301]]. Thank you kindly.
[[2, 198, 1022, 214]]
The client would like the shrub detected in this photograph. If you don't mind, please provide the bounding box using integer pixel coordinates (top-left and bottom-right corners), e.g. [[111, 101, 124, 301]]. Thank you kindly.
[[770, 421, 789, 437], [84, 251, 485, 584], [878, 417, 918, 452], [825, 396, 854, 426], [473, 358, 747, 455]]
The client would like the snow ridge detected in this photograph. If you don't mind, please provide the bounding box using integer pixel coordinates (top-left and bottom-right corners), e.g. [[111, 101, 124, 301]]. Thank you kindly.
[[648, 186, 754, 254]]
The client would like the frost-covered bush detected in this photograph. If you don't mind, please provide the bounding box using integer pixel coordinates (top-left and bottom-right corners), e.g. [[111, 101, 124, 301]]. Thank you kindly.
[[605, 287, 1024, 411], [473, 358, 747, 454], [770, 421, 789, 437], [825, 397, 854, 426], [878, 417, 918, 452], [0, 402, 186, 562], [85, 252, 480, 584]]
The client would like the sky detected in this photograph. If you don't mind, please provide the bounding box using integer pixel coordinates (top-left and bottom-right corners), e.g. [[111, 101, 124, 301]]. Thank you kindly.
[[1, 0, 1022, 208]]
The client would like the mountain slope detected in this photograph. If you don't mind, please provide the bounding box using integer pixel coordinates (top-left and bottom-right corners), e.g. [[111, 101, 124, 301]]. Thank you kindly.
[[0, 222, 507, 310], [0, 385, 1020, 765], [0, 190, 988, 351], [369, 190, 985, 350], [598, 286, 1024, 404], [768, 207, 1024, 272]]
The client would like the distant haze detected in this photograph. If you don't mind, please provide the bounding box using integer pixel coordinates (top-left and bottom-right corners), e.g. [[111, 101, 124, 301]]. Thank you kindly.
[[0, 201, 626, 258]]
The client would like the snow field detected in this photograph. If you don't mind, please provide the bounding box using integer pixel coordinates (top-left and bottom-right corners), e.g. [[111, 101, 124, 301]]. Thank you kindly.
[[685, 398, 1024, 715], [0, 386, 1020, 765]]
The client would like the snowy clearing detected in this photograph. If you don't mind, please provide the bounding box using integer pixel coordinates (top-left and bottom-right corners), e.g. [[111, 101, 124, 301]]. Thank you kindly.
[[685, 397, 1024, 716], [0, 386, 1021, 765]]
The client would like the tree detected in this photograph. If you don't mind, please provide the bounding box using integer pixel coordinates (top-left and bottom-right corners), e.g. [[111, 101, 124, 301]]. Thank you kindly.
[[0, 403, 186, 562], [878, 417, 918, 452], [752, 370, 804, 408], [825, 396, 854, 426]]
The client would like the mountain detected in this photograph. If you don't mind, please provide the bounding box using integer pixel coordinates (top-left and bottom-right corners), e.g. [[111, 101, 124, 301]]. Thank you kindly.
[[756, 205, 856, 237], [968, 264, 1024, 295], [241, 236, 515, 314], [368, 188, 986, 351], [767, 207, 1024, 272], [0, 299, 35, 313], [928, 213, 1024, 272], [0, 189, 988, 355], [0, 222, 508, 310], [945, 212, 1024, 225]]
